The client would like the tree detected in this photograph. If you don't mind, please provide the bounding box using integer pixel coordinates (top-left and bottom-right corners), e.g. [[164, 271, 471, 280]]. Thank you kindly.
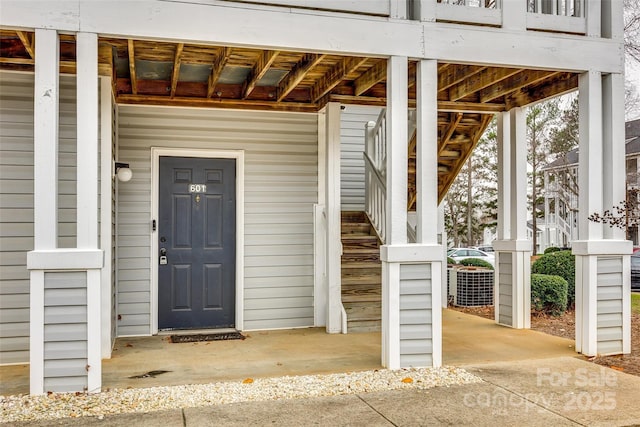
[[443, 118, 498, 247], [527, 99, 561, 254]]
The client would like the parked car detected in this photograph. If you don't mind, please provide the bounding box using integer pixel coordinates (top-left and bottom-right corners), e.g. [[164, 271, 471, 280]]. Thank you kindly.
[[447, 248, 495, 267], [473, 245, 494, 254], [631, 252, 640, 292]]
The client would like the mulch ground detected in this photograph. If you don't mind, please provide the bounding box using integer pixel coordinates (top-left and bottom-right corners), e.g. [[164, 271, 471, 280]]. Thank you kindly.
[[450, 304, 640, 377]]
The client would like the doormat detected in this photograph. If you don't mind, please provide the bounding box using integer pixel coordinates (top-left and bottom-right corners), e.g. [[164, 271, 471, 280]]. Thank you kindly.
[[170, 331, 245, 343]]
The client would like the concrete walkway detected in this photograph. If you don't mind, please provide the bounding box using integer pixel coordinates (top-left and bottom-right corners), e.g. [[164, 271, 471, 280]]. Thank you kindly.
[[0, 309, 578, 395], [10, 357, 640, 426]]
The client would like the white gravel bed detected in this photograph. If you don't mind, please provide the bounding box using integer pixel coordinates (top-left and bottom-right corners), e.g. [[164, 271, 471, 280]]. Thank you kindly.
[[1, 367, 482, 423]]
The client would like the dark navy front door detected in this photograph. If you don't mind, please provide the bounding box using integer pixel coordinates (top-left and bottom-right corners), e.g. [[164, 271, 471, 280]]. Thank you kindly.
[[158, 156, 236, 330]]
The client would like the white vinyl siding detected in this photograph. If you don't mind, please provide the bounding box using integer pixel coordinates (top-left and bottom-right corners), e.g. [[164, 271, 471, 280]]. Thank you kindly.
[[497, 252, 513, 326], [117, 105, 318, 334], [0, 72, 78, 365], [399, 263, 433, 368], [596, 256, 624, 355], [340, 105, 382, 211], [43, 271, 88, 392]]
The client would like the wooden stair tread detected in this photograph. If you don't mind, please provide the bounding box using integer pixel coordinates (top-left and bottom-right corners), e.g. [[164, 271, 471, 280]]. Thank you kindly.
[[341, 211, 382, 333]]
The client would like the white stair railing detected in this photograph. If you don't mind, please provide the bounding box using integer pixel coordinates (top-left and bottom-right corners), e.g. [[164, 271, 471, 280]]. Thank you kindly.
[[364, 110, 388, 243]]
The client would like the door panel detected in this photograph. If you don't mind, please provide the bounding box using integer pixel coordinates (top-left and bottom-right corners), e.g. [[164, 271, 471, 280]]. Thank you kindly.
[[158, 156, 236, 330]]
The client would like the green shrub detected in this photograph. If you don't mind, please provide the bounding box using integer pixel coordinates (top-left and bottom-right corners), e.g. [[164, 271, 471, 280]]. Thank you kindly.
[[458, 257, 494, 270], [531, 273, 568, 315], [544, 246, 562, 254], [531, 250, 575, 306], [447, 256, 457, 265]]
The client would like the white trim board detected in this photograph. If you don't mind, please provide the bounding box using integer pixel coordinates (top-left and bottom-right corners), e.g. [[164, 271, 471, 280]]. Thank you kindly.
[[150, 147, 245, 334]]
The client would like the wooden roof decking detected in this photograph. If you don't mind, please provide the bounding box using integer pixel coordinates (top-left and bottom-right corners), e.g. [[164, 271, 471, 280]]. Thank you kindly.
[[0, 31, 579, 200]]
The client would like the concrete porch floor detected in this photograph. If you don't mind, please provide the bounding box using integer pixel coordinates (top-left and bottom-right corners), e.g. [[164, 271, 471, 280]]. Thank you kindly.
[[0, 309, 578, 396]]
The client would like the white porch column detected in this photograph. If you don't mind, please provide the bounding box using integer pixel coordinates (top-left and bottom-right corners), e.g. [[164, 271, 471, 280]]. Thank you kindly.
[[28, 31, 104, 395], [99, 76, 114, 359], [30, 27, 60, 396], [324, 102, 343, 333], [381, 57, 442, 369], [494, 108, 531, 329], [573, 71, 631, 357]]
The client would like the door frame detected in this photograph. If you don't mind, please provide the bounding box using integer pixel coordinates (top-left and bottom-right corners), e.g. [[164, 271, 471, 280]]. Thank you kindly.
[[150, 147, 245, 334]]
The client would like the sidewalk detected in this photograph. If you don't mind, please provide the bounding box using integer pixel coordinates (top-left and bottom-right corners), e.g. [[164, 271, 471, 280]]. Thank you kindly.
[[8, 357, 640, 426]]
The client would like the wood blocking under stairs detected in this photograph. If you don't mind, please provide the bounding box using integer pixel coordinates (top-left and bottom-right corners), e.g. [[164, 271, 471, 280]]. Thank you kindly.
[[341, 211, 381, 333]]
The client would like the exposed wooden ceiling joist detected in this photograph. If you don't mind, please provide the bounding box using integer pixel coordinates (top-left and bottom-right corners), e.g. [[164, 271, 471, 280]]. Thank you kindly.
[[127, 39, 138, 95], [16, 31, 34, 59], [448, 67, 522, 102], [505, 73, 578, 110], [277, 53, 326, 102], [479, 69, 560, 103], [170, 43, 184, 98], [438, 65, 486, 92], [243, 50, 279, 99], [207, 47, 232, 98], [354, 59, 386, 96], [311, 56, 367, 102]]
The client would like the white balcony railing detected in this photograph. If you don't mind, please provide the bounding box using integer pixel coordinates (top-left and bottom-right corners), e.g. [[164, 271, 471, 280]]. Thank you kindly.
[[526, 0, 586, 33]]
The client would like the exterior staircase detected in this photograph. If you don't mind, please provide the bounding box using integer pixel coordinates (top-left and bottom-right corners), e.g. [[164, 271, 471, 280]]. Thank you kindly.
[[341, 211, 382, 333]]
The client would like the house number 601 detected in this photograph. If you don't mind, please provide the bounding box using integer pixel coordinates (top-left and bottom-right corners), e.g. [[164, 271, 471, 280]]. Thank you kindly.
[[189, 184, 207, 193]]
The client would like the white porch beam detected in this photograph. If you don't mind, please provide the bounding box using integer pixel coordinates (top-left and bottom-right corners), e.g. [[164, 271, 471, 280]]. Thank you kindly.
[[76, 32, 99, 249], [0, 1, 622, 74], [578, 70, 604, 240], [386, 55, 408, 246], [33, 28, 59, 250], [324, 102, 343, 333], [416, 59, 438, 245]]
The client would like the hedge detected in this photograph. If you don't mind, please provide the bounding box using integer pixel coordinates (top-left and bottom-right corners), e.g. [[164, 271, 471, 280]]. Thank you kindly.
[[531, 250, 575, 306], [447, 257, 457, 265], [531, 273, 568, 315], [544, 246, 562, 254], [458, 257, 494, 270]]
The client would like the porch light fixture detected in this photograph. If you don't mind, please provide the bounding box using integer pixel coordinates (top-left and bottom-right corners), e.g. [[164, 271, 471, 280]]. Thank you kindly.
[[114, 162, 133, 182]]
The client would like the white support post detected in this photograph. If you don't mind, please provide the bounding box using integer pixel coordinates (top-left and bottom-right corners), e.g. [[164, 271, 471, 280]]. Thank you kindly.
[[494, 107, 531, 329], [381, 55, 408, 369], [417, 58, 442, 368], [510, 107, 528, 241], [416, 59, 438, 245], [578, 70, 604, 241], [100, 76, 114, 359], [30, 28, 60, 396], [325, 102, 342, 333], [314, 109, 328, 328], [573, 69, 631, 357], [382, 56, 442, 369], [33, 28, 59, 251], [602, 73, 625, 241], [386, 56, 408, 246], [76, 32, 99, 249], [496, 112, 511, 241]]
